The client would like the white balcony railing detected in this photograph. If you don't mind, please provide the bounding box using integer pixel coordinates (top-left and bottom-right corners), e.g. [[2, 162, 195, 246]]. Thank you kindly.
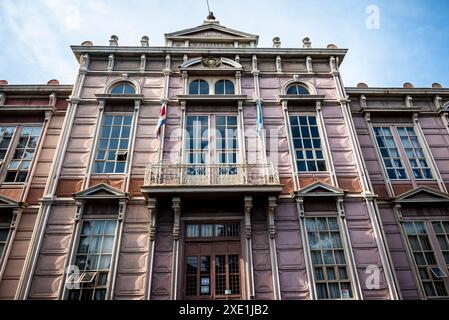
[[144, 162, 280, 186]]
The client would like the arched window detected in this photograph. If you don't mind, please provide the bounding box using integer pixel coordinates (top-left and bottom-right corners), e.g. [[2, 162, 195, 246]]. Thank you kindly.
[[215, 80, 235, 95], [286, 84, 310, 95], [189, 80, 209, 95], [111, 82, 136, 94]]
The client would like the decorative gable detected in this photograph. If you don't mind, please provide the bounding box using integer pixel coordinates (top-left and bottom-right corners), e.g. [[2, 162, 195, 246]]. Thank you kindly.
[[295, 181, 345, 198], [74, 183, 129, 200], [0, 194, 20, 208], [395, 186, 449, 204], [165, 20, 258, 48]]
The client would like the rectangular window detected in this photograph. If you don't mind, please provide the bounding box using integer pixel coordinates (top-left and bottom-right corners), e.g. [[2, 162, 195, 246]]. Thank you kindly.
[[305, 217, 353, 299], [404, 221, 448, 298], [0, 227, 11, 261], [397, 127, 433, 179], [67, 219, 118, 300], [5, 126, 42, 183], [290, 115, 326, 172], [216, 116, 238, 165], [186, 116, 209, 165], [186, 223, 239, 239], [373, 127, 407, 180], [94, 114, 132, 174], [0, 127, 16, 163], [432, 221, 449, 271]]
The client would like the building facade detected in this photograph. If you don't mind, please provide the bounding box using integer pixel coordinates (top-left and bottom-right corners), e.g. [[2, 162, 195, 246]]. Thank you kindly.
[[0, 81, 72, 299], [0, 17, 448, 300]]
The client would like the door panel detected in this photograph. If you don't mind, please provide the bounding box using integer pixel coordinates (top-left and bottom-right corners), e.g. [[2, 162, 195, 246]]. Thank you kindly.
[[184, 242, 242, 300]]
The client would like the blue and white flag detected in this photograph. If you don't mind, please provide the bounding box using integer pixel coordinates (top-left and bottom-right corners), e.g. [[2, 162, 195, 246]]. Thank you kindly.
[[256, 99, 263, 135]]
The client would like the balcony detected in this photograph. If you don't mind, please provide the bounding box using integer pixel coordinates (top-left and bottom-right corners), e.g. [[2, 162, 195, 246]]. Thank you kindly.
[[141, 162, 283, 196]]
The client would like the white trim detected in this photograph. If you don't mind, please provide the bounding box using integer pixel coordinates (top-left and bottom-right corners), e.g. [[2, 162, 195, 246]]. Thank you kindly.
[[281, 79, 317, 96], [20, 63, 88, 298], [412, 115, 447, 192], [103, 78, 142, 95]]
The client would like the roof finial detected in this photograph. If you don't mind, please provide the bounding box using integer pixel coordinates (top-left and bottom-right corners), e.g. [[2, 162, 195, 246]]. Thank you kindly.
[[206, 0, 215, 20], [207, 11, 216, 20]]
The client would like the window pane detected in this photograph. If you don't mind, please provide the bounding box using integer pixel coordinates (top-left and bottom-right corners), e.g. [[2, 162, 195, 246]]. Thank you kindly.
[[94, 114, 132, 174], [306, 217, 353, 300], [290, 115, 325, 172], [5, 126, 42, 183], [397, 127, 433, 180]]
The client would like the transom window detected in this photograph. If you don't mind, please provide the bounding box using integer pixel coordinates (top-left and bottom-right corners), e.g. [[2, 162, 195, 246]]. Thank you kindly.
[[189, 80, 209, 95], [94, 113, 132, 174], [373, 126, 433, 180], [215, 80, 235, 95], [67, 219, 118, 301], [403, 221, 448, 298], [110, 82, 136, 95], [0, 126, 42, 183], [305, 217, 353, 300], [286, 84, 310, 95], [290, 115, 326, 172], [186, 223, 239, 239]]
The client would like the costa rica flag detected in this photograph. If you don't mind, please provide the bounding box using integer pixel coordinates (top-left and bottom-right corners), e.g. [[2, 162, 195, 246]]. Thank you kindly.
[[155, 100, 167, 137]]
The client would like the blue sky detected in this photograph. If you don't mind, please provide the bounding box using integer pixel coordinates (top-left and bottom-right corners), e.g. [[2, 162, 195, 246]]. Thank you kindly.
[[0, 0, 448, 87]]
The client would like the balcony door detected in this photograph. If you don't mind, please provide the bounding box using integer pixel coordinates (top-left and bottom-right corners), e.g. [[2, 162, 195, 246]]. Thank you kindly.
[[184, 115, 239, 184], [183, 222, 242, 300]]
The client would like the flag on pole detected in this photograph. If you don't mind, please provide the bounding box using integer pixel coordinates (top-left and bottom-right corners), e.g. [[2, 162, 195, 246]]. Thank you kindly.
[[256, 99, 263, 135], [155, 100, 167, 137]]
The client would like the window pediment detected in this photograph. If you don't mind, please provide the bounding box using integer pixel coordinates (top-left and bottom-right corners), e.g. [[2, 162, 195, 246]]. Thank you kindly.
[[395, 186, 449, 204], [295, 181, 345, 198], [74, 183, 129, 200], [0, 194, 21, 208]]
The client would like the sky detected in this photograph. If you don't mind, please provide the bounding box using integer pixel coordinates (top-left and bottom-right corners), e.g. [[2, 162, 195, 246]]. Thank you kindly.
[[0, 0, 448, 87]]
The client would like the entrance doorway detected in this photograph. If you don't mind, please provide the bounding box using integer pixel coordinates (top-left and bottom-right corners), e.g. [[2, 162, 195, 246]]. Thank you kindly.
[[183, 222, 243, 300]]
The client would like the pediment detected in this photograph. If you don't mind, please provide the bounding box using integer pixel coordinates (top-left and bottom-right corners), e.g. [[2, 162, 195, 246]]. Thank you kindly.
[[166, 24, 257, 40], [295, 181, 345, 197], [0, 194, 20, 208], [74, 183, 129, 200], [395, 186, 449, 204], [165, 22, 258, 47]]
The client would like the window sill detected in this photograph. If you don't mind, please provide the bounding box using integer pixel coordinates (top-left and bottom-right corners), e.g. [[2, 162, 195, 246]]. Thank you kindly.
[[0, 182, 26, 187], [177, 94, 247, 106]]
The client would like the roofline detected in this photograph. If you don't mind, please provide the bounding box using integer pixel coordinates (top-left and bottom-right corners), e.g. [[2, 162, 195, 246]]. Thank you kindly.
[[346, 87, 449, 96], [71, 46, 348, 64], [0, 85, 73, 93]]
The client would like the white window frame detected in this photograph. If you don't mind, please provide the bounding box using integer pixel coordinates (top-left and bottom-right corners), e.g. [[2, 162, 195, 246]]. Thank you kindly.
[[92, 112, 133, 175], [289, 113, 328, 174], [183, 114, 240, 165], [65, 217, 120, 301], [372, 124, 436, 182], [0, 123, 43, 185], [402, 219, 449, 299], [187, 77, 236, 96], [303, 215, 357, 300]]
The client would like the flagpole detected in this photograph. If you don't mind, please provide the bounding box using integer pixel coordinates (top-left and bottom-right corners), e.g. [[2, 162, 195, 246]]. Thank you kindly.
[[157, 54, 172, 164]]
